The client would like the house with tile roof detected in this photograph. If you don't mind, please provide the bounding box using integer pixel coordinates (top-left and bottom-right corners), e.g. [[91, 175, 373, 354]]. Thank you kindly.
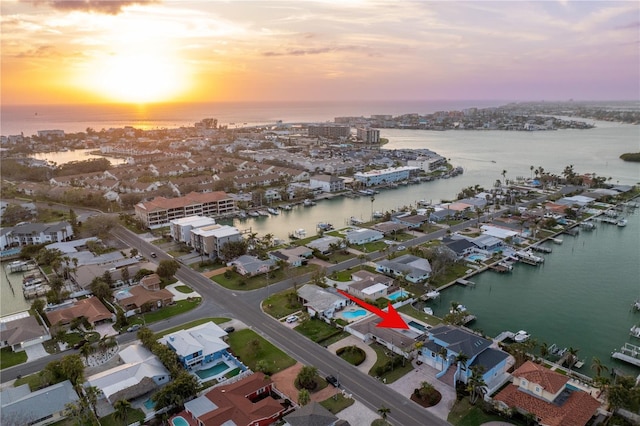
[[493, 361, 602, 426], [0, 315, 51, 352], [45, 297, 114, 327], [114, 274, 174, 314], [418, 324, 512, 394], [170, 372, 288, 426]]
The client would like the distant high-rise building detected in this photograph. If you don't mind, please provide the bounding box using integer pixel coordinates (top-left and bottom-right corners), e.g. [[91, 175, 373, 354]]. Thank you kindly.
[[307, 124, 351, 139], [356, 127, 380, 144]]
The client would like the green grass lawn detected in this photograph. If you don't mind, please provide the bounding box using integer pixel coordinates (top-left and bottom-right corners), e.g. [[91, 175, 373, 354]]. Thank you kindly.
[[226, 329, 295, 373], [330, 270, 353, 282], [320, 394, 355, 414], [155, 317, 229, 338], [294, 318, 341, 343], [99, 407, 145, 426], [368, 343, 414, 384], [212, 264, 318, 291], [326, 251, 356, 263], [0, 347, 28, 370], [388, 232, 415, 242], [142, 298, 201, 324], [448, 398, 518, 426], [262, 289, 303, 319], [430, 262, 473, 288], [174, 285, 193, 293], [397, 304, 443, 327], [359, 241, 388, 253], [189, 259, 225, 272]]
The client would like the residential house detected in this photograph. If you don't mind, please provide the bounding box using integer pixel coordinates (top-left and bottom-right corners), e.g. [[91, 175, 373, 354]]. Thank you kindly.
[[171, 372, 287, 426], [376, 254, 431, 283], [114, 274, 174, 314], [229, 255, 276, 277], [371, 221, 408, 236], [1, 221, 73, 248], [170, 216, 217, 243], [344, 228, 384, 245], [297, 284, 349, 320], [283, 401, 340, 426], [348, 270, 394, 301], [85, 344, 170, 404], [268, 246, 313, 267], [310, 175, 346, 193], [442, 237, 476, 259], [391, 214, 430, 229], [305, 236, 344, 255], [493, 361, 602, 426], [0, 380, 79, 426], [0, 315, 50, 352], [418, 325, 512, 394], [346, 313, 425, 357], [191, 224, 243, 259], [429, 208, 456, 222], [162, 322, 232, 370], [46, 297, 114, 327]]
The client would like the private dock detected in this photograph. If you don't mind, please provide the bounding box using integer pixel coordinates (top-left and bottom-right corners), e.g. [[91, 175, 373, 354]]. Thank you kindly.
[[456, 278, 476, 287], [612, 343, 640, 367], [489, 261, 513, 273], [531, 245, 552, 254]]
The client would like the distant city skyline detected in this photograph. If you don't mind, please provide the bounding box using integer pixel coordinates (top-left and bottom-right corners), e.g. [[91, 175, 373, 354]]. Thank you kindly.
[[1, 0, 639, 105]]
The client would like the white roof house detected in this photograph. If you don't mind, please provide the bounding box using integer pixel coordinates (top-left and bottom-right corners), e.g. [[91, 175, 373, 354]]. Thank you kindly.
[[163, 322, 229, 359], [344, 228, 384, 245], [86, 344, 170, 403], [297, 284, 348, 319]]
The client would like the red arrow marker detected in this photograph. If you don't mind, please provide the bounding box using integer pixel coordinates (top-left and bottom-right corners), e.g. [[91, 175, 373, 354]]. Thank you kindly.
[[337, 289, 409, 329]]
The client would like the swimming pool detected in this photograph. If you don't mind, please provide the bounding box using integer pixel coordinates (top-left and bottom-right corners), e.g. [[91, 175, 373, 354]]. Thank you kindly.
[[195, 362, 230, 380], [143, 398, 156, 410], [408, 320, 428, 332], [467, 254, 487, 262], [171, 416, 189, 426], [387, 290, 409, 300], [342, 309, 367, 319]]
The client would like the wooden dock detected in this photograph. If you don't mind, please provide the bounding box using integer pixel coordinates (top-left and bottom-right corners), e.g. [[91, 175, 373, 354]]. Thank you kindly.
[[612, 343, 640, 367], [456, 278, 475, 287]]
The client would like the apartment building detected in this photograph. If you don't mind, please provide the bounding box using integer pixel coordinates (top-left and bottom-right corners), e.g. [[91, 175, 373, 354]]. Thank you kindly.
[[356, 127, 381, 143], [190, 224, 243, 259], [135, 191, 235, 229], [307, 124, 351, 139], [353, 166, 420, 186]]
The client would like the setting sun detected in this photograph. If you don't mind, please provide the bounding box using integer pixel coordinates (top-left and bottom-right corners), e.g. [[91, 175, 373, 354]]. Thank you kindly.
[[82, 51, 189, 104]]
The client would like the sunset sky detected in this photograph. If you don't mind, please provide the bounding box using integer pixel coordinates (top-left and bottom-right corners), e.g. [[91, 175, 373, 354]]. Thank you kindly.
[[2, 0, 639, 105]]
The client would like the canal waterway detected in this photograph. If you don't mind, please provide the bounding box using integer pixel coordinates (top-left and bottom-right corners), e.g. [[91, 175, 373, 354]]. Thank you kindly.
[[425, 207, 640, 376]]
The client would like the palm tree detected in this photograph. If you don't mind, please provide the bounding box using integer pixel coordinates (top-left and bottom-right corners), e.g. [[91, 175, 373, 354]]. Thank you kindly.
[[113, 399, 131, 425], [539, 342, 549, 360], [418, 381, 435, 400], [591, 356, 608, 379], [377, 405, 391, 422], [501, 169, 507, 185], [530, 165, 534, 180], [566, 346, 579, 370], [84, 386, 100, 419], [438, 346, 448, 371], [466, 366, 487, 404], [455, 352, 469, 378]]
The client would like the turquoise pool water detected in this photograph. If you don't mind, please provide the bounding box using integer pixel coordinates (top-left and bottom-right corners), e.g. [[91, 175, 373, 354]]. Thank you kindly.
[[343, 309, 367, 319], [172, 416, 189, 426], [144, 398, 155, 410], [467, 254, 487, 261], [408, 320, 427, 332], [387, 290, 408, 300], [195, 362, 229, 379]]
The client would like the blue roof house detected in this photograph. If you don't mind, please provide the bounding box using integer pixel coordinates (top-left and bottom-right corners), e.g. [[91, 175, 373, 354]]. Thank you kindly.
[[418, 325, 512, 394]]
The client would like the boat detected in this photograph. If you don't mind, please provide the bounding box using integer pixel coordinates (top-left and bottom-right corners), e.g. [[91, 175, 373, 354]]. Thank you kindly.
[[617, 218, 627, 227], [303, 199, 316, 207], [514, 330, 530, 343], [372, 211, 383, 218], [350, 216, 364, 225], [23, 278, 44, 289], [289, 229, 306, 239], [257, 210, 269, 216], [580, 221, 596, 230], [450, 304, 467, 314], [267, 207, 280, 215], [317, 222, 334, 231], [238, 211, 247, 219], [423, 307, 434, 315], [248, 211, 260, 217], [497, 260, 514, 271], [282, 204, 293, 211], [631, 325, 640, 339], [425, 290, 441, 300]]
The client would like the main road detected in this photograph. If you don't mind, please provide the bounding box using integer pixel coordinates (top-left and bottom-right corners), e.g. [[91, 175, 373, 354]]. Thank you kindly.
[[111, 226, 452, 426]]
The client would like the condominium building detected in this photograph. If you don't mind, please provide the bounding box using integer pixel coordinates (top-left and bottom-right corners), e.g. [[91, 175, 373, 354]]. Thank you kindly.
[[190, 224, 243, 259], [309, 174, 345, 193], [307, 124, 351, 139], [169, 216, 218, 243], [135, 191, 235, 229], [353, 166, 420, 186], [356, 127, 380, 144]]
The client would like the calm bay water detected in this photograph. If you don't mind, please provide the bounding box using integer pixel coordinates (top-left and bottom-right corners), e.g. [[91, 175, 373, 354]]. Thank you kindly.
[[1, 103, 639, 378]]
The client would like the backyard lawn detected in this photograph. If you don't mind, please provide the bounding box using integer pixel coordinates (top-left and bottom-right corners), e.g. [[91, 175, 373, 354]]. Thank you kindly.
[[142, 298, 201, 324], [294, 318, 342, 343], [448, 398, 519, 426], [368, 343, 414, 384], [430, 262, 472, 288], [212, 264, 318, 291], [262, 289, 302, 319], [0, 347, 27, 370], [329, 270, 353, 282], [397, 304, 443, 327], [226, 329, 295, 373], [99, 407, 145, 426]]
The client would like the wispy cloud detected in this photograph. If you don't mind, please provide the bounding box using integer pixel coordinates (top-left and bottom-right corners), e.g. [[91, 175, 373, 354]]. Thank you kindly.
[[29, 0, 158, 15]]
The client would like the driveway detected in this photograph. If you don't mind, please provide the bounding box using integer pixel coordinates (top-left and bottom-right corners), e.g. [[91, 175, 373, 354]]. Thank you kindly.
[[387, 359, 457, 421], [336, 399, 381, 425], [24, 343, 48, 362], [326, 335, 377, 375], [166, 281, 201, 301]]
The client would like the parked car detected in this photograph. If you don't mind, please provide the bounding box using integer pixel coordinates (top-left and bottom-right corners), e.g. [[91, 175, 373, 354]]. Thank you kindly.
[[223, 326, 235, 333], [396, 245, 406, 251], [127, 324, 141, 333], [326, 375, 340, 387], [286, 315, 299, 324]]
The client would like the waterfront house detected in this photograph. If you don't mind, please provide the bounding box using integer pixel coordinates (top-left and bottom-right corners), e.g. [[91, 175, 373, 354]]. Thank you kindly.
[[305, 236, 344, 255], [0, 380, 79, 426], [228, 255, 277, 277], [344, 228, 384, 245], [171, 372, 288, 426], [371, 221, 408, 236], [85, 344, 170, 404], [429, 208, 456, 222], [297, 284, 349, 320], [391, 214, 430, 229], [310, 174, 346, 193], [418, 325, 512, 394], [442, 237, 476, 259], [376, 254, 431, 283], [161, 322, 230, 370], [493, 361, 601, 426], [46, 297, 114, 328], [346, 313, 424, 358], [0, 315, 51, 352]]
